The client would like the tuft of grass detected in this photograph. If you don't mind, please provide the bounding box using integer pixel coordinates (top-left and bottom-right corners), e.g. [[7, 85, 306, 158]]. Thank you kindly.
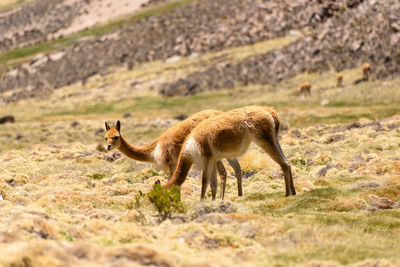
[[245, 192, 279, 202], [60, 230, 74, 242], [91, 173, 106, 180], [373, 185, 400, 201], [127, 168, 160, 184], [134, 190, 146, 208]]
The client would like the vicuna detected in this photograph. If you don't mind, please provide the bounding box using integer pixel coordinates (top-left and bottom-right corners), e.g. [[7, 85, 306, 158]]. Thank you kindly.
[[163, 106, 296, 200]]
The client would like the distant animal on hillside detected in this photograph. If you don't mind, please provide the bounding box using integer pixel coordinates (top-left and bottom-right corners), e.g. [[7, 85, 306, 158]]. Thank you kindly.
[[296, 81, 311, 96], [104, 110, 243, 199], [362, 63, 371, 81], [336, 73, 343, 88], [162, 106, 296, 200], [354, 62, 372, 84]]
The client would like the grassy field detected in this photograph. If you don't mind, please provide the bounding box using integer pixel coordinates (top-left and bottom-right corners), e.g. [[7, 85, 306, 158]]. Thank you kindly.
[[0, 35, 399, 266]]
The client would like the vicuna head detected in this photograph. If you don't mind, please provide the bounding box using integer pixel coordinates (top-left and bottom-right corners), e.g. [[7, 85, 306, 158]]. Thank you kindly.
[[104, 121, 121, 151]]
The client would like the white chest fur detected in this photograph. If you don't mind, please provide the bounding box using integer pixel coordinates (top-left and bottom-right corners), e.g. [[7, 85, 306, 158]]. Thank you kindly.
[[184, 137, 204, 168]]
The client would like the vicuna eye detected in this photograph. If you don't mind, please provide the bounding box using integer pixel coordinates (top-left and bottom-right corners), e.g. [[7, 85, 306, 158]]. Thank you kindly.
[[113, 136, 119, 140]]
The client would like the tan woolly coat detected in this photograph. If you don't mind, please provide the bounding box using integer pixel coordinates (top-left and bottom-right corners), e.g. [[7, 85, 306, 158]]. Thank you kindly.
[[163, 106, 295, 199]]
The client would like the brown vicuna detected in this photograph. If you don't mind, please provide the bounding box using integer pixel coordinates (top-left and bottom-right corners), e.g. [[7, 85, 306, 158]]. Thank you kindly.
[[297, 81, 311, 96], [354, 63, 372, 85], [163, 106, 296, 200], [336, 73, 343, 88], [104, 110, 243, 199], [362, 63, 371, 81]]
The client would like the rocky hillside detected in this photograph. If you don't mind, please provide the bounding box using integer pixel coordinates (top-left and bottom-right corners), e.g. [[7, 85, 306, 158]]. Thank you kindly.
[[0, 0, 149, 53], [0, 0, 322, 98], [161, 0, 400, 96]]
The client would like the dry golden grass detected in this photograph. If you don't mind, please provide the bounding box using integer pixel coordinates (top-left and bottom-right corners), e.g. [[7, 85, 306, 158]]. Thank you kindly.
[[0, 113, 399, 266], [0, 35, 400, 266]]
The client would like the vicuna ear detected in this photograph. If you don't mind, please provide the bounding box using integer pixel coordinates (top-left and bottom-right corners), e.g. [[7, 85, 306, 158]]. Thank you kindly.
[[105, 122, 110, 130], [116, 120, 121, 132]]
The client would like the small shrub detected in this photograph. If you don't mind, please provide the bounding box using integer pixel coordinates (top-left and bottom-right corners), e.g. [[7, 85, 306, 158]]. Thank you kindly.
[[290, 155, 309, 171], [148, 182, 185, 221]]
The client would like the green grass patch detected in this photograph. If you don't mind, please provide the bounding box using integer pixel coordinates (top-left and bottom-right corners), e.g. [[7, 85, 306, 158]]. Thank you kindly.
[[244, 192, 278, 201], [91, 173, 106, 180], [316, 210, 400, 233], [290, 113, 374, 128], [127, 168, 160, 184], [60, 230, 74, 242], [256, 188, 350, 216], [44, 92, 229, 118], [274, 244, 393, 265]]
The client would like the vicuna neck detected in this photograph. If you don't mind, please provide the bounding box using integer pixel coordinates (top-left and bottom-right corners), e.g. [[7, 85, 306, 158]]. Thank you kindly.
[[118, 136, 155, 162]]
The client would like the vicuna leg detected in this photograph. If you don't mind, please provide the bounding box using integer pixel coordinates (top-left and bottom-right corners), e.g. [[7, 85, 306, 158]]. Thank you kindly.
[[200, 167, 209, 200], [201, 161, 217, 200], [227, 159, 243, 197], [216, 161, 227, 199], [259, 139, 296, 197], [276, 141, 296, 196], [201, 161, 210, 200], [210, 164, 218, 201]]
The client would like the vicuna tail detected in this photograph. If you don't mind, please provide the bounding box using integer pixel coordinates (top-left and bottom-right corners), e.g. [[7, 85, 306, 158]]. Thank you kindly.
[[266, 107, 281, 137]]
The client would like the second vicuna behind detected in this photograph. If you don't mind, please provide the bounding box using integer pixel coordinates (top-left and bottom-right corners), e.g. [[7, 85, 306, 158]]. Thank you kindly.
[[163, 106, 296, 200]]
